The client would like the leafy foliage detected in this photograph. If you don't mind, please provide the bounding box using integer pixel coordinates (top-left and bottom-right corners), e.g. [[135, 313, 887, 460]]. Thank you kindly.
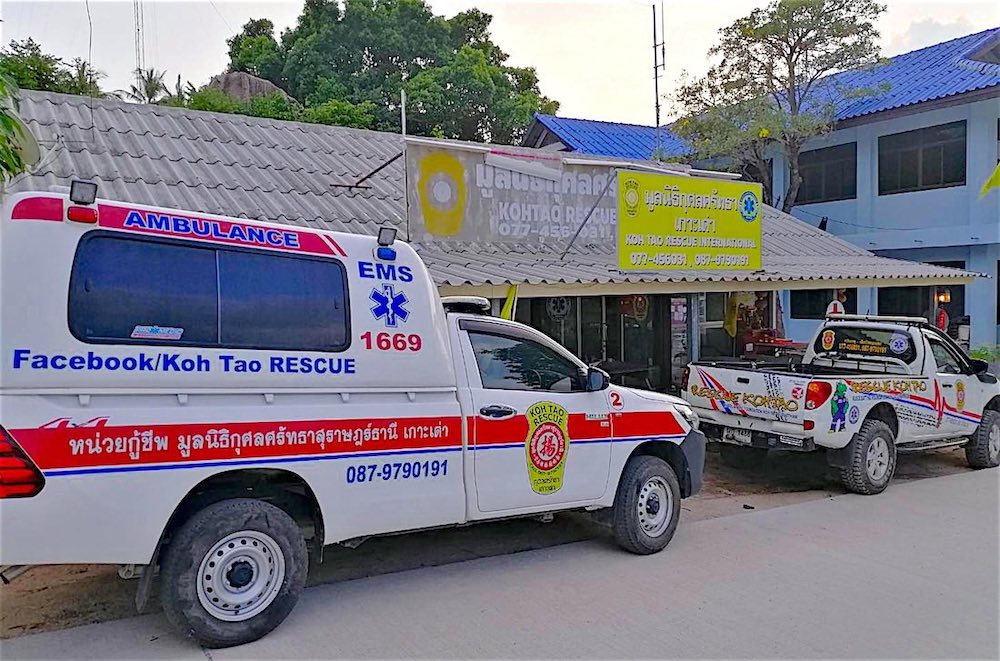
[[121, 68, 168, 104], [187, 87, 244, 114], [227, 0, 557, 140], [0, 72, 27, 183], [674, 0, 886, 211], [0, 39, 65, 91]]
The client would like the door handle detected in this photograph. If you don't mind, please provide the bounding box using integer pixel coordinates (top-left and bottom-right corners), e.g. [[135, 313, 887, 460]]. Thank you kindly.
[[941, 383, 954, 388], [479, 404, 517, 419], [737, 377, 750, 384]]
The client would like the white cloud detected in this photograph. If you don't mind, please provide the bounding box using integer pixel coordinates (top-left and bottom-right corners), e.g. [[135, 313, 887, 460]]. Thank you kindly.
[[887, 16, 976, 54]]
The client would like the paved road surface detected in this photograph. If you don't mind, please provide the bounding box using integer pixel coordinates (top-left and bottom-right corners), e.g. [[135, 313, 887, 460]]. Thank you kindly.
[[3, 469, 997, 659]]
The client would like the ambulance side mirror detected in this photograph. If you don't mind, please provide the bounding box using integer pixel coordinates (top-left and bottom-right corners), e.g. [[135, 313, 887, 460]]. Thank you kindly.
[[586, 367, 610, 392]]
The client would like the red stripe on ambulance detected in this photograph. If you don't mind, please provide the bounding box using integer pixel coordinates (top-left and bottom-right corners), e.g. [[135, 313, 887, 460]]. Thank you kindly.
[[10, 416, 462, 472]]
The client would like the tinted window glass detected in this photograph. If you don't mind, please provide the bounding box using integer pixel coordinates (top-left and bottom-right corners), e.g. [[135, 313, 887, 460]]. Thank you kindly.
[[70, 233, 349, 352], [878, 121, 966, 195], [469, 332, 584, 392], [925, 334, 965, 374], [797, 143, 857, 204], [70, 236, 218, 344], [813, 326, 916, 363], [219, 251, 347, 351]]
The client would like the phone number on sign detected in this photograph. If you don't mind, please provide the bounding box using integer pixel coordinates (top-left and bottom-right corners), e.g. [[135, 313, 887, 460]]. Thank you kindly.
[[345, 459, 449, 484]]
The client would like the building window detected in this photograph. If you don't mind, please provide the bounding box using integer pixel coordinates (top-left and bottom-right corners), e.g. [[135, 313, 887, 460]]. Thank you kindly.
[[798, 143, 857, 204], [878, 121, 966, 195], [878, 286, 931, 318], [70, 233, 350, 352], [790, 289, 858, 319]]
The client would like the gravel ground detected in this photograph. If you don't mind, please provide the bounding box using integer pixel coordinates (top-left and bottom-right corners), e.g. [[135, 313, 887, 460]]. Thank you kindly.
[[0, 444, 976, 639]]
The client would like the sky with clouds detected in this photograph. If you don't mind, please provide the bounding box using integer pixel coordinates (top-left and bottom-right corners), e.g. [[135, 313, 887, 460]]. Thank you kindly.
[[1, 0, 997, 126]]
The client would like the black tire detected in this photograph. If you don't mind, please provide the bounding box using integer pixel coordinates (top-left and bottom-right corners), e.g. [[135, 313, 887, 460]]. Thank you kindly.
[[612, 455, 682, 555], [839, 419, 897, 495], [719, 443, 767, 469], [965, 409, 1000, 469], [160, 498, 308, 648]]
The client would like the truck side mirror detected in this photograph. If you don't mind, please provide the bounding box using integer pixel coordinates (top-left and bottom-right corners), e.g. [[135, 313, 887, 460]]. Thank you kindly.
[[586, 367, 610, 392]]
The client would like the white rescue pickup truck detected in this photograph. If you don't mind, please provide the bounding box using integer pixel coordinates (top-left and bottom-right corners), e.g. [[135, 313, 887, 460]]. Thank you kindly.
[[0, 188, 705, 647], [683, 314, 1000, 495]]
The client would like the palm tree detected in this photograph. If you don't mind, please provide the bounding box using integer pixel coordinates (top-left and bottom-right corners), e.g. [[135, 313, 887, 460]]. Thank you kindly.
[[66, 58, 105, 97], [121, 68, 167, 104], [160, 74, 197, 107]]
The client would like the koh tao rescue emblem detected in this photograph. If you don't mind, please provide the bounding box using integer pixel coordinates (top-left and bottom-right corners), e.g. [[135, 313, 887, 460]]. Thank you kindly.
[[821, 329, 836, 351], [525, 401, 570, 495]]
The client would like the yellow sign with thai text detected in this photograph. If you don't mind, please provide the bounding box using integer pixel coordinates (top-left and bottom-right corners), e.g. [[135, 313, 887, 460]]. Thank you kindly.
[[617, 171, 763, 271]]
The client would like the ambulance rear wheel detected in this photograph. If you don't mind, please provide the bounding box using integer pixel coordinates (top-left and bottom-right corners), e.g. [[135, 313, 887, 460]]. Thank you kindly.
[[612, 455, 681, 555], [160, 498, 308, 648]]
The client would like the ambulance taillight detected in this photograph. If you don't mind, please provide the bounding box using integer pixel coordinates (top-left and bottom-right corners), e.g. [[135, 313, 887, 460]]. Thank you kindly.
[[0, 428, 45, 499]]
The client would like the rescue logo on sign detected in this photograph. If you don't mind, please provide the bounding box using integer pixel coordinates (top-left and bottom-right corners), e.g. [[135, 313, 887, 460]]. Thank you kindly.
[[821, 329, 836, 351], [525, 401, 570, 495]]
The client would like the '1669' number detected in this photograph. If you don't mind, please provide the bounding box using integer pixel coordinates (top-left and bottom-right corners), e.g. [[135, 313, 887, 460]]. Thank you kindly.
[[360, 331, 422, 352]]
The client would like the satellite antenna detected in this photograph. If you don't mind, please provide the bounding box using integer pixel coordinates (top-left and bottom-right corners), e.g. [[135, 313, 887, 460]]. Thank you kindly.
[[11, 115, 42, 169]]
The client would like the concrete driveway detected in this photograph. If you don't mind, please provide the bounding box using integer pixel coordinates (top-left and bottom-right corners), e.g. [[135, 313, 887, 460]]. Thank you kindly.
[[2, 469, 997, 659]]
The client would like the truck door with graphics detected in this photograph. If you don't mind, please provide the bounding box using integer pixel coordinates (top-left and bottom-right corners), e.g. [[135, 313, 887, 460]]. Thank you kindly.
[[458, 319, 612, 513], [923, 331, 980, 438]]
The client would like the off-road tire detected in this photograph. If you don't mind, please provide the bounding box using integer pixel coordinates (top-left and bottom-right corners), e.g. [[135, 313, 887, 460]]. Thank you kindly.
[[612, 455, 681, 555], [965, 409, 1000, 469], [719, 443, 767, 469], [159, 498, 308, 648], [839, 419, 897, 495]]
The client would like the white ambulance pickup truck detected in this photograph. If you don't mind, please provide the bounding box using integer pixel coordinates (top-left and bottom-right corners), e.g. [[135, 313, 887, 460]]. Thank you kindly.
[[683, 315, 1000, 495], [0, 186, 705, 647]]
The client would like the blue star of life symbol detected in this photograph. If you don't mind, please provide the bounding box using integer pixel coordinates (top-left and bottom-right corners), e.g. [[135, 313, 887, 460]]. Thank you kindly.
[[370, 284, 410, 328], [739, 190, 759, 222]]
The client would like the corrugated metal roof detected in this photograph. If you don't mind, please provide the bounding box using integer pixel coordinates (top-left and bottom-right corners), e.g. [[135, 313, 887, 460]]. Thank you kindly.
[[8, 90, 974, 289], [532, 114, 692, 160], [530, 28, 999, 157], [824, 27, 1000, 121]]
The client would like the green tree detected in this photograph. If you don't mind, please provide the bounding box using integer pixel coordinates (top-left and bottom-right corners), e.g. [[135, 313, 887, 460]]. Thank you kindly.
[[122, 68, 168, 104], [186, 87, 244, 114], [302, 98, 376, 129], [0, 39, 70, 93], [64, 58, 105, 97], [270, 0, 557, 140], [161, 74, 198, 107], [227, 18, 284, 81], [247, 92, 300, 121], [0, 72, 27, 182], [674, 0, 885, 211]]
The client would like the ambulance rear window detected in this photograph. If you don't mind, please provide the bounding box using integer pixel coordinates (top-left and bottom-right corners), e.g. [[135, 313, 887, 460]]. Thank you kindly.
[[69, 232, 349, 352]]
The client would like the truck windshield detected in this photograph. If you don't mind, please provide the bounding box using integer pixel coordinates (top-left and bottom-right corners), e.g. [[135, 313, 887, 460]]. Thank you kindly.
[[813, 326, 916, 364]]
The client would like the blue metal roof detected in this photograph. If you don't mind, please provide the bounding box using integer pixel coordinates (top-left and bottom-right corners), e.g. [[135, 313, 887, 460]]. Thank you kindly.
[[821, 26, 1000, 121], [532, 114, 692, 160], [533, 27, 999, 157]]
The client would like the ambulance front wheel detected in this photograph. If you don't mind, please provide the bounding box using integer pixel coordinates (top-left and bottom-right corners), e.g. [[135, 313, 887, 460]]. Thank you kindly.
[[612, 455, 681, 555], [160, 498, 308, 648]]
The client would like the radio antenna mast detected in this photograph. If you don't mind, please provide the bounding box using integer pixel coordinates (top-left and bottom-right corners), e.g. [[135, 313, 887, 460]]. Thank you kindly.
[[652, 2, 666, 160]]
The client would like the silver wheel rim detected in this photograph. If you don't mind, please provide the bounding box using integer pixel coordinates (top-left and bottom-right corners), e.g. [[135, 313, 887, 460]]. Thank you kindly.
[[637, 476, 672, 537], [866, 437, 890, 482], [196, 530, 286, 622], [989, 424, 1000, 460]]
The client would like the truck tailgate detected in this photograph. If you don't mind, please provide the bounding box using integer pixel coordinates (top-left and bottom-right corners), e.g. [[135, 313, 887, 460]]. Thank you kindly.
[[686, 364, 810, 425]]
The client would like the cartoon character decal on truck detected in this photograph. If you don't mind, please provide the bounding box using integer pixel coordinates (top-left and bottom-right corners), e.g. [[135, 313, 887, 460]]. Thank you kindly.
[[830, 382, 849, 432]]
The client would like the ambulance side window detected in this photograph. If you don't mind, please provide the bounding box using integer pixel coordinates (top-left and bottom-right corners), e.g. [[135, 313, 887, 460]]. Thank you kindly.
[[69, 232, 350, 352], [69, 235, 219, 345], [468, 331, 585, 393]]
